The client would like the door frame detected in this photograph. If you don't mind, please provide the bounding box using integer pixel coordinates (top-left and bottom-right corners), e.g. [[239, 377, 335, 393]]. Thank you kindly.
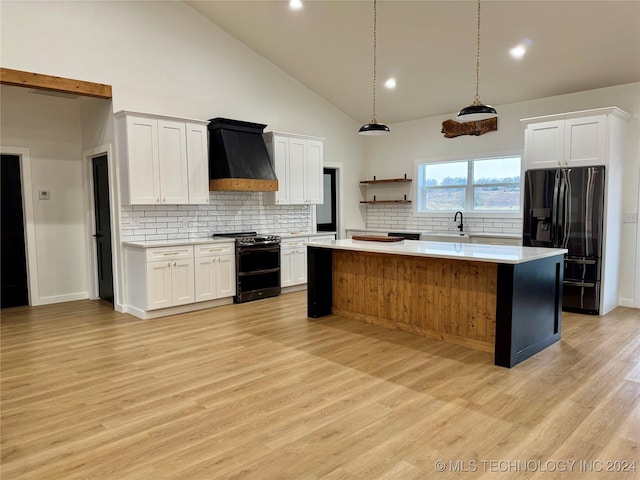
[[83, 144, 123, 309], [0, 146, 38, 305], [635, 169, 640, 308], [313, 162, 343, 238]]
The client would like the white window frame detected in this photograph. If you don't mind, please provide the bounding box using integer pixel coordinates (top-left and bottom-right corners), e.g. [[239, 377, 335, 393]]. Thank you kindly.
[[414, 150, 523, 218]]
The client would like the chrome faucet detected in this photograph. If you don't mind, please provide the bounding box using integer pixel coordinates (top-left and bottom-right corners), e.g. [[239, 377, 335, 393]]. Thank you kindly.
[[454, 211, 464, 232]]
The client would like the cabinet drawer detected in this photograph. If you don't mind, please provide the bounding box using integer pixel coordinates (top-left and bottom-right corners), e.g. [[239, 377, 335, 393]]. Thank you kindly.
[[145, 245, 194, 261], [194, 243, 234, 257], [282, 237, 308, 248]]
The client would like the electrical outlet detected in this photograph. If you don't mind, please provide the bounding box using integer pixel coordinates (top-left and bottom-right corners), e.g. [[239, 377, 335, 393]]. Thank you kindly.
[[38, 190, 50, 200], [130, 217, 140, 227], [623, 213, 638, 223]]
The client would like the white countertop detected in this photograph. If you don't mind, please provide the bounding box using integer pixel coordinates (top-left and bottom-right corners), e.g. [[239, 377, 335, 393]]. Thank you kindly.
[[123, 238, 236, 248], [122, 232, 336, 249], [306, 238, 565, 264], [280, 232, 336, 239]]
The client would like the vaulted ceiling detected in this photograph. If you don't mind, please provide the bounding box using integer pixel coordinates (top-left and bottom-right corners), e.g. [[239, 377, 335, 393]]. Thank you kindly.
[[187, 1, 640, 124]]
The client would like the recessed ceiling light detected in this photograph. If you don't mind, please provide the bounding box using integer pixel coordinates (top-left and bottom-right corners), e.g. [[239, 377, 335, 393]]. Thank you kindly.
[[510, 38, 532, 59], [289, 0, 303, 10], [384, 78, 397, 89], [510, 44, 526, 59]]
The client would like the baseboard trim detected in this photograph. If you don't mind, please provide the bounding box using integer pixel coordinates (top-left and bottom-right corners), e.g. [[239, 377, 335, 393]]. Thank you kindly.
[[124, 297, 234, 320], [34, 292, 89, 306], [618, 297, 635, 308], [282, 284, 307, 294]]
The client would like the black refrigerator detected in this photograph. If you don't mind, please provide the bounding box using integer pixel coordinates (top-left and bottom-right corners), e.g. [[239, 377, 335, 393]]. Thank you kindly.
[[523, 166, 605, 314]]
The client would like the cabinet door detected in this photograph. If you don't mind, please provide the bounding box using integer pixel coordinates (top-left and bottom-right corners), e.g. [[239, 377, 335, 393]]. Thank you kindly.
[[272, 135, 290, 205], [171, 258, 195, 305], [146, 260, 172, 310], [292, 248, 307, 285], [158, 119, 189, 204], [288, 138, 307, 204], [194, 256, 217, 302], [126, 116, 161, 204], [524, 120, 564, 170], [305, 140, 324, 204], [216, 254, 236, 298], [564, 115, 607, 167], [280, 247, 294, 287], [186, 122, 210, 204]]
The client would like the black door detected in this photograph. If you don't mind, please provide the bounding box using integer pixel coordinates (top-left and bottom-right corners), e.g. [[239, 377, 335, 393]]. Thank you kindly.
[[317, 168, 337, 232], [92, 155, 114, 304], [1, 154, 29, 308]]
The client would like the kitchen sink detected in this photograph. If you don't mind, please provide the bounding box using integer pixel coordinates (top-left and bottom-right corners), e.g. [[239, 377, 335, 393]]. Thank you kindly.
[[420, 232, 470, 243]]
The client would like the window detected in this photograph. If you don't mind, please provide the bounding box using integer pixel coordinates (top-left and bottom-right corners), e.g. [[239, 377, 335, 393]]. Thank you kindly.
[[417, 155, 521, 213]]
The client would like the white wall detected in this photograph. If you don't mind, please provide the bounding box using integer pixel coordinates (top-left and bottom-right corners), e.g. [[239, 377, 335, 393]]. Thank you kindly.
[[366, 82, 640, 307], [0, 86, 90, 304], [0, 0, 368, 237], [0, 0, 368, 309]]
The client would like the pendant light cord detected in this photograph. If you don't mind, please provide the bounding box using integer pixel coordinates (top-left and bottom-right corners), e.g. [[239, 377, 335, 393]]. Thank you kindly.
[[371, 0, 378, 123], [474, 0, 482, 105]]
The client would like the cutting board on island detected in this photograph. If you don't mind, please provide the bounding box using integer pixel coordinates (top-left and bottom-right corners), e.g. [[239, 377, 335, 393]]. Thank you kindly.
[[352, 235, 404, 242]]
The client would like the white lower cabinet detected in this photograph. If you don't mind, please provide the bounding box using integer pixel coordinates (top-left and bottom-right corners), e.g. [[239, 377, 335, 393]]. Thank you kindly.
[[146, 259, 195, 309], [140, 246, 195, 310], [125, 241, 236, 317], [194, 244, 236, 301], [281, 238, 307, 288], [281, 235, 335, 288]]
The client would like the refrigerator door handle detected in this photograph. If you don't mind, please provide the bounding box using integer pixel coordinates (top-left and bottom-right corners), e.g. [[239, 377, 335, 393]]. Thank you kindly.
[[584, 168, 594, 257], [563, 169, 572, 249], [556, 170, 567, 248], [551, 170, 561, 247]]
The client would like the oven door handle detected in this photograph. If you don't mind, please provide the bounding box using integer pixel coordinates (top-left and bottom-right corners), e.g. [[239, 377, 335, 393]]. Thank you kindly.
[[237, 245, 281, 254]]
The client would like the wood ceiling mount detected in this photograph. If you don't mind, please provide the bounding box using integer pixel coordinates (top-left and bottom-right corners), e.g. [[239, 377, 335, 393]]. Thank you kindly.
[[0, 67, 112, 99]]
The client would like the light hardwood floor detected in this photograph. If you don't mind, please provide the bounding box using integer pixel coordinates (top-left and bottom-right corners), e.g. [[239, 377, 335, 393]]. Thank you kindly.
[[1, 293, 639, 479]]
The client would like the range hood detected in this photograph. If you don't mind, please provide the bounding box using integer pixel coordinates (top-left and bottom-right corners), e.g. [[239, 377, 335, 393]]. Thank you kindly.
[[208, 118, 278, 192]]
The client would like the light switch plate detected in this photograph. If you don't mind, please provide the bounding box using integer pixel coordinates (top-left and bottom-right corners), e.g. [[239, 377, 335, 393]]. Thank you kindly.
[[623, 213, 638, 223], [38, 190, 50, 200]]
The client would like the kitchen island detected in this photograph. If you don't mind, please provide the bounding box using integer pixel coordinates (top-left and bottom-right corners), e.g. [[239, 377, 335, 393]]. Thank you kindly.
[[307, 239, 567, 368]]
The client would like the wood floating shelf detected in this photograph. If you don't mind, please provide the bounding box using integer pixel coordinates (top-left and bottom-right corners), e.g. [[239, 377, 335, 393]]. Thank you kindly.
[[360, 200, 412, 204], [360, 177, 412, 184]]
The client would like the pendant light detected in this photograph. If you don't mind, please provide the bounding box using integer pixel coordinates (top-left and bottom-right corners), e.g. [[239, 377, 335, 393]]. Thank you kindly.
[[457, 0, 497, 121], [359, 0, 390, 135]]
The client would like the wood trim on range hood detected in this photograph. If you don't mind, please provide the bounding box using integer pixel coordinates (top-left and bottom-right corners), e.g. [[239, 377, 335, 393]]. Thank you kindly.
[[0, 67, 112, 99], [209, 178, 278, 192]]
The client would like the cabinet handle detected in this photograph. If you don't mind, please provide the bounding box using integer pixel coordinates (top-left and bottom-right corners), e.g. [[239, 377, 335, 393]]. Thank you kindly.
[[167, 262, 171, 267], [173, 262, 177, 267], [163, 198, 166, 203], [163, 252, 179, 256]]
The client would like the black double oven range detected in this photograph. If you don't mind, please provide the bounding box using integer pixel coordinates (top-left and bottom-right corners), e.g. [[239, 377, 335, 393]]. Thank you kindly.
[[212, 232, 281, 303]]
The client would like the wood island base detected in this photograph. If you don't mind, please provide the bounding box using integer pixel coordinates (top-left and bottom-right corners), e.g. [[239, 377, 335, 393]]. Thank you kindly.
[[308, 245, 564, 368]]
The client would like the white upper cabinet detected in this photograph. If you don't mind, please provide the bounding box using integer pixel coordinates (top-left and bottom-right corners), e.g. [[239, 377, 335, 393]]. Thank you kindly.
[[522, 108, 624, 171], [158, 119, 189, 204], [524, 120, 564, 169], [116, 111, 209, 205], [563, 115, 608, 167], [186, 122, 210, 204], [305, 139, 324, 204], [264, 132, 325, 205]]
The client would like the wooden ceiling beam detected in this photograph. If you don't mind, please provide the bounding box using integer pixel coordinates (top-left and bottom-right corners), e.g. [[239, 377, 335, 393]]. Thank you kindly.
[[0, 68, 112, 99]]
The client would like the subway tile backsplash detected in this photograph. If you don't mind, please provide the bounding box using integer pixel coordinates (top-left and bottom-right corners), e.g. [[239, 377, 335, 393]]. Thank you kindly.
[[120, 192, 312, 242], [365, 205, 523, 235]]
